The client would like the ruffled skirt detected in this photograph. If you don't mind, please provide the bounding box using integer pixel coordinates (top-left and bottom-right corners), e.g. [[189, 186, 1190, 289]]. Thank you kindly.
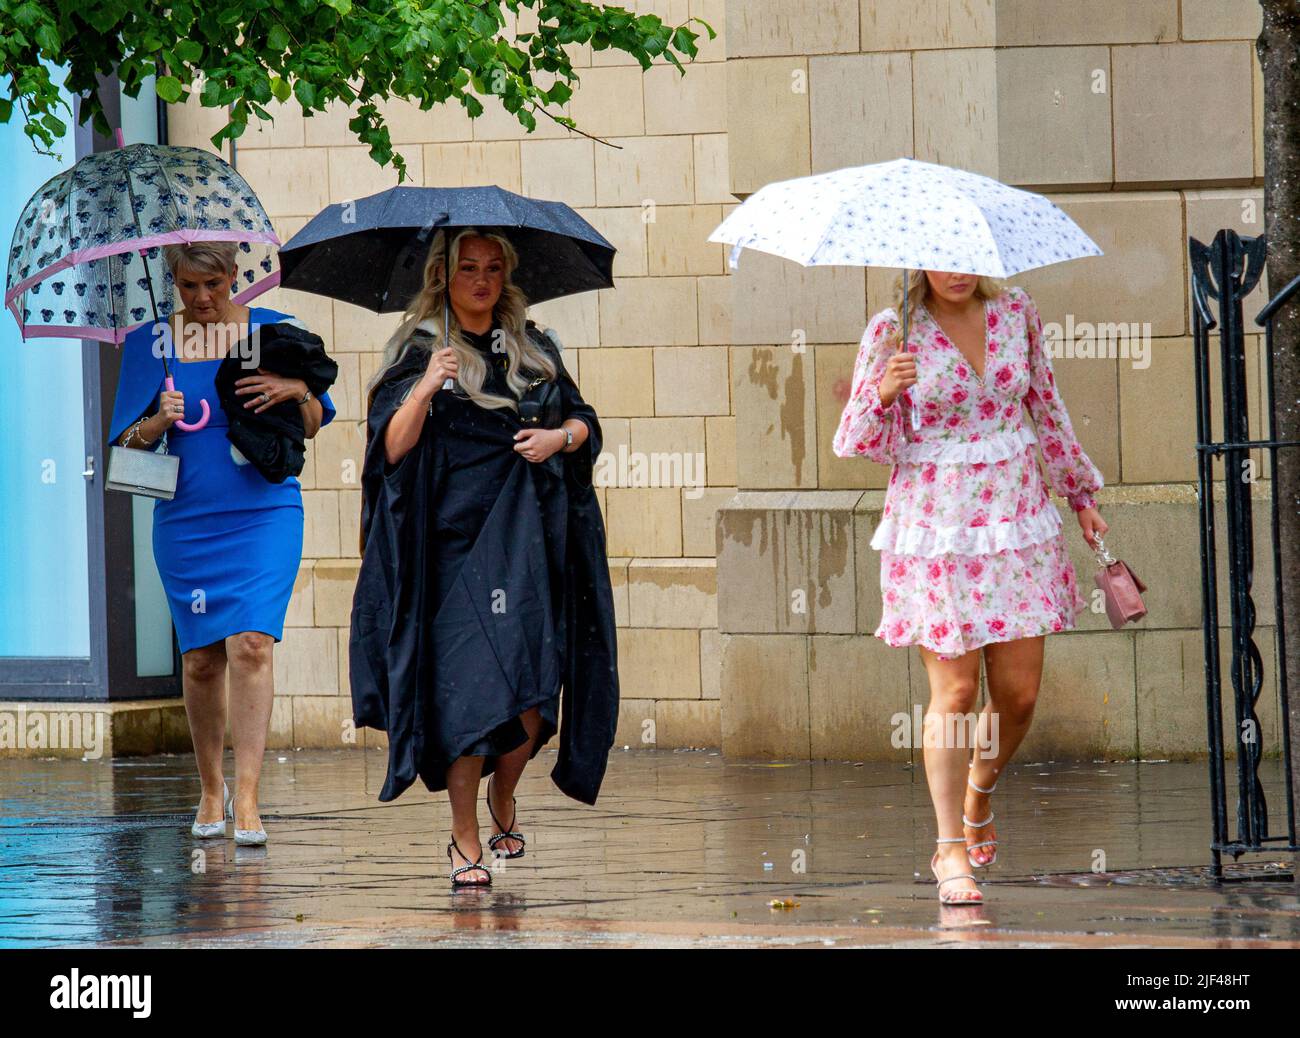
[[871, 427, 1089, 660], [875, 532, 1087, 660]]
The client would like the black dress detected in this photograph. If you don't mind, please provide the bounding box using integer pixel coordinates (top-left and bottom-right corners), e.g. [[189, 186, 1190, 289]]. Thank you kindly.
[[349, 322, 619, 804], [436, 326, 560, 759]]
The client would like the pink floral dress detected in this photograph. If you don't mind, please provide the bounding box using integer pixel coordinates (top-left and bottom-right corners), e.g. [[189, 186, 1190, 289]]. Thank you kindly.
[[832, 286, 1103, 660]]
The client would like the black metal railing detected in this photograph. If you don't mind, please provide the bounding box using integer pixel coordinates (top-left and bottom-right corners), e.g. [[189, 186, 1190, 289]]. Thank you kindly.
[[1190, 227, 1299, 879]]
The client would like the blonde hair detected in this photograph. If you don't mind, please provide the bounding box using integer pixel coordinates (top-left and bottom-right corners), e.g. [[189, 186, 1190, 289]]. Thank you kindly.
[[162, 241, 239, 278], [881, 269, 1004, 348], [366, 227, 556, 413]]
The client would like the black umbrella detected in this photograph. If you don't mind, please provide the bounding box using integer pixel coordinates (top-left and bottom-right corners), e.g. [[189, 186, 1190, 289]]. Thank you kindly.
[[278, 185, 615, 311]]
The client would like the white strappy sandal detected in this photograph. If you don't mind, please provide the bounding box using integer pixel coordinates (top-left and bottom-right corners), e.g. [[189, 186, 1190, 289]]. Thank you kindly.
[[930, 837, 984, 905], [964, 771, 998, 868]]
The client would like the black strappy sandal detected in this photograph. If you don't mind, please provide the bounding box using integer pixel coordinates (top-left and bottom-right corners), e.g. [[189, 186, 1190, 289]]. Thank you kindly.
[[485, 776, 526, 859], [447, 836, 492, 887]]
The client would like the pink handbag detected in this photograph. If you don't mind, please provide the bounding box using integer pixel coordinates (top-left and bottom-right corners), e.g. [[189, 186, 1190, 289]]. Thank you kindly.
[[1092, 536, 1148, 628]]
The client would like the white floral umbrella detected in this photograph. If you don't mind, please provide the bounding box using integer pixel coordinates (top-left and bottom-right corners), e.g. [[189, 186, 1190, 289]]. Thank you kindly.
[[708, 157, 1103, 427]]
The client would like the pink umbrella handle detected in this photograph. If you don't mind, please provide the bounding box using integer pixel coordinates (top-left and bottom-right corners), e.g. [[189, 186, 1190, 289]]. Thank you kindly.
[[117, 124, 208, 434], [165, 376, 210, 431]]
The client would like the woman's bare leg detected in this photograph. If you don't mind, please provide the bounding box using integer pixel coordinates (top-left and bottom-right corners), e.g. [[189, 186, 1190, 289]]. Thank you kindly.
[[917, 645, 983, 899], [182, 641, 229, 824], [224, 631, 275, 831], [964, 635, 1045, 864], [485, 706, 542, 855], [446, 754, 489, 882]]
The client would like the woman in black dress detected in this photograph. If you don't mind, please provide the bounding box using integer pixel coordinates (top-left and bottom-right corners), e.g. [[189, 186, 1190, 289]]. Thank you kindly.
[[349, 228, 619, 887]]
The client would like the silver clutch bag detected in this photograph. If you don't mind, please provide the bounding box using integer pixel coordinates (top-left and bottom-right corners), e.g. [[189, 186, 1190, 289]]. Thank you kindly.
[[106, 436, 179, 500]]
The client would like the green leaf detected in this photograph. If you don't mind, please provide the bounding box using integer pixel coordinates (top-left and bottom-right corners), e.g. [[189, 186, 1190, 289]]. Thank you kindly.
[[268, 25, 290, 52], [293, 80, 317, 108], [34, 24, 61, 55], [347, 33, 370, 62], [12, 2, 44, 30], [270, 75, 292, 103], [470, 8, 498, 36], [322, 0, 352, 14], [501, 44, 525, 71], [174, 40, 203, 63], [155, 75, 184, 103]]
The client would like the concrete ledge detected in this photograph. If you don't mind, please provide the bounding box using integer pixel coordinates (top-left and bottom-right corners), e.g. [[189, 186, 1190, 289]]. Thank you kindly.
[[716, 483, 1286, 761], [0, 699, 191, 759]]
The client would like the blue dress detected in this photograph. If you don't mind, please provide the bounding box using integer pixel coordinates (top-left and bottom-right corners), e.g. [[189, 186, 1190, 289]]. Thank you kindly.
[[108, 306, 337, 653]]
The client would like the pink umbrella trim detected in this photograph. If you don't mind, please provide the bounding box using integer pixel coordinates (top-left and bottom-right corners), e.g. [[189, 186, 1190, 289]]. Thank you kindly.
[[5, 227, 281, 323], [6, 268, 283, 344]]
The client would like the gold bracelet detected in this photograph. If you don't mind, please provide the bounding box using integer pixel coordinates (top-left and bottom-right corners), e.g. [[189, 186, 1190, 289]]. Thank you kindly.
[[124, 417, 156, 448]]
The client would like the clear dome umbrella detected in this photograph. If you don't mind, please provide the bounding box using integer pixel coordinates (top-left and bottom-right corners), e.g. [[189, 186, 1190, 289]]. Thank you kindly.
[[5, 131, 283, 430]]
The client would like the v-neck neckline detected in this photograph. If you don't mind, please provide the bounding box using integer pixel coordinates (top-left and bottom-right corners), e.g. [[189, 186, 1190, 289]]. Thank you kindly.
[[922, 297, 991, 386]]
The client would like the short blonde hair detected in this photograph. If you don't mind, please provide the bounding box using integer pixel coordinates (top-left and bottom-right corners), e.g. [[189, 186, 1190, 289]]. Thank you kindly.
[[162, 241, 239, 277]]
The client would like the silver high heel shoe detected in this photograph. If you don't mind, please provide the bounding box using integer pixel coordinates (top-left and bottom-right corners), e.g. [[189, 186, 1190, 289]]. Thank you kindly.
[[230, 787, 268, 846], [190, 781, 229, 839]]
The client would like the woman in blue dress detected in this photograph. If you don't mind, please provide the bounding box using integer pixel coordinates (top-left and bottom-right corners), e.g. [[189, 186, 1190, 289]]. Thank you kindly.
[[108, 242, 335, 845]]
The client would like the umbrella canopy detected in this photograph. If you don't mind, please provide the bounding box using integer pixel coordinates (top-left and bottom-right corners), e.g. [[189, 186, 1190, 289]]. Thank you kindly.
[[5, 143, 281, 343], [709, 157, 1104, 428], [278, 185, 615, 311], [708, 157, 1102, 277]]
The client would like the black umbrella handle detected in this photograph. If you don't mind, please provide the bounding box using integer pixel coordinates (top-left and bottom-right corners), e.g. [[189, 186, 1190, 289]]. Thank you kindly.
[[441, 232, 455, 394]]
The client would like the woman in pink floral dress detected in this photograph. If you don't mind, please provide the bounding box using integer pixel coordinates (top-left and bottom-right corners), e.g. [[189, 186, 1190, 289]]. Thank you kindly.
[[833, 270, 1109, 905]]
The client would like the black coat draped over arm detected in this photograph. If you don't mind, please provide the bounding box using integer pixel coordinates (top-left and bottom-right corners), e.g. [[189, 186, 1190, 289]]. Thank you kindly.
[[348, 326, 619, 805]]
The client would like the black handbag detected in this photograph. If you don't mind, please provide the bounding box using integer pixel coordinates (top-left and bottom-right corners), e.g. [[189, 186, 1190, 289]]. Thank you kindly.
[[517, 374, 562, 428], [517, 326, 564, 427]]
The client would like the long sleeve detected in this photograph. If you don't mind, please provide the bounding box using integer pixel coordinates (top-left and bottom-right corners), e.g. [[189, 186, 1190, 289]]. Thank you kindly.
[[553, 348, 601, 491], [1019, 287, 1104, 511], [832, 310, 906, 465]]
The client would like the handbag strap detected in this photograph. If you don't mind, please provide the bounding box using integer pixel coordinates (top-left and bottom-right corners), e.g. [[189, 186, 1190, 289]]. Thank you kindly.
[[1092, 534, 1117, 567]]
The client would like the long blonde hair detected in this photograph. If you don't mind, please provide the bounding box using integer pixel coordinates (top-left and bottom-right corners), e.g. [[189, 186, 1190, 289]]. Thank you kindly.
[[881, 269, 1004, 348], [366, 227, 557, 412]]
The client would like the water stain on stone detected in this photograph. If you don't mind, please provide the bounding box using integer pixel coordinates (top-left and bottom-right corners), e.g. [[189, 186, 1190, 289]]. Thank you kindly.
[[746, 347, 809, 486]]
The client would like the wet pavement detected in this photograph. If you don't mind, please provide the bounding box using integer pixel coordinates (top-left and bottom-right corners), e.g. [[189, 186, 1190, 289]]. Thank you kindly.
[[1, 749, 1297, 948]]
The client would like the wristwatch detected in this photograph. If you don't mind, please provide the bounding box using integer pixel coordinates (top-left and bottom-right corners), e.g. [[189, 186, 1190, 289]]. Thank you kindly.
[[563, 427, 573, 448], [299, 388, 313, 405]]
